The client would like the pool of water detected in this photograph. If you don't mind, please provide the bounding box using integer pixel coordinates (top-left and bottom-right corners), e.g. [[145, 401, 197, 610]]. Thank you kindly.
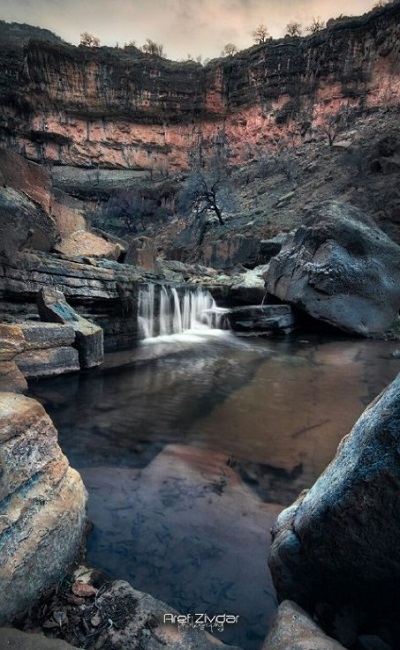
[[29, 332, 400, 649]]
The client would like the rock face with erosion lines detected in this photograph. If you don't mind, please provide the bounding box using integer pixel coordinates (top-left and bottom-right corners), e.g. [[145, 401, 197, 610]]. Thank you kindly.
[[266, 202, 400, 334], [0, 392, 87, 624]]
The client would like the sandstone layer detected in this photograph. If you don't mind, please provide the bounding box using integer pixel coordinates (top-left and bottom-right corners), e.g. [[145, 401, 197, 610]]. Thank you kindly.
[[0, 5, 399, 169], [0, 392, 87, 625]]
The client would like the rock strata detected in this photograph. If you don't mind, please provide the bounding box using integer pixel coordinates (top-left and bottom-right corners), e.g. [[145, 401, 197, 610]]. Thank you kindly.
[[266, 202, 400, 335], [37, 288, 103, 368], [0, 392, 87, 625], [0, 322, 80, 379]]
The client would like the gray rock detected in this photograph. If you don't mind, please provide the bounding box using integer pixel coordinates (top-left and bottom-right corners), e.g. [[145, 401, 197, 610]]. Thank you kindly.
[[228, 304, 295, 333], [15, 346, 80, 378], [89, 580, 242, 650], [259, 234, 288, 265], [266, 202, 400, 335], [0, 628, 77, 650], [0, 322, 75, 352], [269, 371, 400, 618], [37, 288, 103, 368], [262, 600, 345, 649]]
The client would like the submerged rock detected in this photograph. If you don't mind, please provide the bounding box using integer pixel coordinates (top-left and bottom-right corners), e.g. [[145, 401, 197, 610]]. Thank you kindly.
[[262, 601, 345, 650], [0, 393, 87, 625], [268, 371, 400, 625], [266, 202, 400, 335]]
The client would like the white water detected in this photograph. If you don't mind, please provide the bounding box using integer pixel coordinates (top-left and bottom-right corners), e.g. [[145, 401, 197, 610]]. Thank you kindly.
[[138, 284, 228, 341]]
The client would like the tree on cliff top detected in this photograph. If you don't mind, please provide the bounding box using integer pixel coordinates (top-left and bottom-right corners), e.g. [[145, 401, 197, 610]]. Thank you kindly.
[[305, 18, 326, 34], [141, 38, 165, 57], [79, 32, 100, 47], [221, 43, 238, 57], [252, 24, 269, 44], [286, 21, 302, 37]]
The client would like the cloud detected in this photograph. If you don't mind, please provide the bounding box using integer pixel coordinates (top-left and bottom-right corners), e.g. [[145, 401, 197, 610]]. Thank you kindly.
[[0, 0, 378, 59]]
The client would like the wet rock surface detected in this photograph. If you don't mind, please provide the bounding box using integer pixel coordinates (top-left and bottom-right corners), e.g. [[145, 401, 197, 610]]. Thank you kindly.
[[266, 202, 400, 335], [228, 304, 295, 335]]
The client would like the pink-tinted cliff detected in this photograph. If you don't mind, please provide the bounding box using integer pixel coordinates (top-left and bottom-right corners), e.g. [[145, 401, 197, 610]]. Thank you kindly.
[[0, 3, 399, 170]]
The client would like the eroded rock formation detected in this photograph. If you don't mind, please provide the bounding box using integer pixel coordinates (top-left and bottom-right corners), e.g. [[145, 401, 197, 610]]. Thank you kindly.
[[0, 4, 399, 169], [265, 201, 400, 335], [0, 392, 87, 624]]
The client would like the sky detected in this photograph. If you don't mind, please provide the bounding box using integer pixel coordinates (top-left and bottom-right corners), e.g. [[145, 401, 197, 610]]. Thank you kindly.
[[0, 0, 380, 61]]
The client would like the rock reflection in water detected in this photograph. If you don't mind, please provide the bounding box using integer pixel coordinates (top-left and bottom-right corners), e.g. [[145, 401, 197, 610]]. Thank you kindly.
[[28, 334, 400, 650], [82, 445, 282, 650]]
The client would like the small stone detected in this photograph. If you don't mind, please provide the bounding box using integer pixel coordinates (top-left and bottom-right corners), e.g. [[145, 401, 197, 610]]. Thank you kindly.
[[71, 581, 97, 598], [91, 612, 102, 627]]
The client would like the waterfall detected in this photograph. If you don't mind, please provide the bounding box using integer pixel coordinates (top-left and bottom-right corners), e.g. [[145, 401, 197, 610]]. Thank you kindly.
[[138, 284, 228, 340]]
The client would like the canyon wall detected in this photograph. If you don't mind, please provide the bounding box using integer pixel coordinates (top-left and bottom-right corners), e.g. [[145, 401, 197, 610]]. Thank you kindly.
[[0, 3, 399, 170]]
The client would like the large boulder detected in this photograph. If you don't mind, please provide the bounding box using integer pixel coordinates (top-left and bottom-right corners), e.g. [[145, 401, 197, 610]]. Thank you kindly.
[[0, 393, 87, 624], [266, 202, 400, 335], [268, 371, 400, 629]]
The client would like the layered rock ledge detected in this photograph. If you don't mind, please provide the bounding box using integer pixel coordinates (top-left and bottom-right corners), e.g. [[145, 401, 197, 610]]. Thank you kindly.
[[0, 392, 87, 625]]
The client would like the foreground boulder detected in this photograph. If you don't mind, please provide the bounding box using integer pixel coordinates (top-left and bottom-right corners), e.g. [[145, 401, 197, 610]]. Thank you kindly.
[[21, 568, 242, 650], [0, 629, 76, 650], [0, 393, 87, 624], [262, 601, 345, 650], [37, 288, 103, 368], [268, 371, 400, 636], [266, 202, 400, 335]]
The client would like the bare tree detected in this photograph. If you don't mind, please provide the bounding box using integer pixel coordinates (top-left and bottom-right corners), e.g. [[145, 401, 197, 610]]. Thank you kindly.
[[286, 21, 302, 37], [319, 107, 351, 147], [306, 18, 326, 34], [221, 43, 238, 57], [252, 24, 269, 44], [79, 32, 100, 47], [141, 38, 165, 57], [178, 130, 237, 228]]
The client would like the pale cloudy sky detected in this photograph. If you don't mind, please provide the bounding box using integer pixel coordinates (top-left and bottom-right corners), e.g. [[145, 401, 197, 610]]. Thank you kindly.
[[0, 0, 379, 60]]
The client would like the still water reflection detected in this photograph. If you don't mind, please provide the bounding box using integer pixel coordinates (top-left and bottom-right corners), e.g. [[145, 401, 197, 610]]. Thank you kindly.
[[29, 333, 400, 649]]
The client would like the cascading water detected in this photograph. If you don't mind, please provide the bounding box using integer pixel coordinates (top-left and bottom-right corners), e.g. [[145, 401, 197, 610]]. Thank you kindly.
[[138, 284, 228, 340]]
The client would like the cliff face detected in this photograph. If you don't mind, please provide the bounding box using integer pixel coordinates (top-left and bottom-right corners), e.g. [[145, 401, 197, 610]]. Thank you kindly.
[[0, 3, 400, 170]]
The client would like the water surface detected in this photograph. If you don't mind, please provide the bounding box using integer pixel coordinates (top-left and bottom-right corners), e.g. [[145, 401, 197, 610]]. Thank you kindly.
[[29, 333, 400, 649]]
